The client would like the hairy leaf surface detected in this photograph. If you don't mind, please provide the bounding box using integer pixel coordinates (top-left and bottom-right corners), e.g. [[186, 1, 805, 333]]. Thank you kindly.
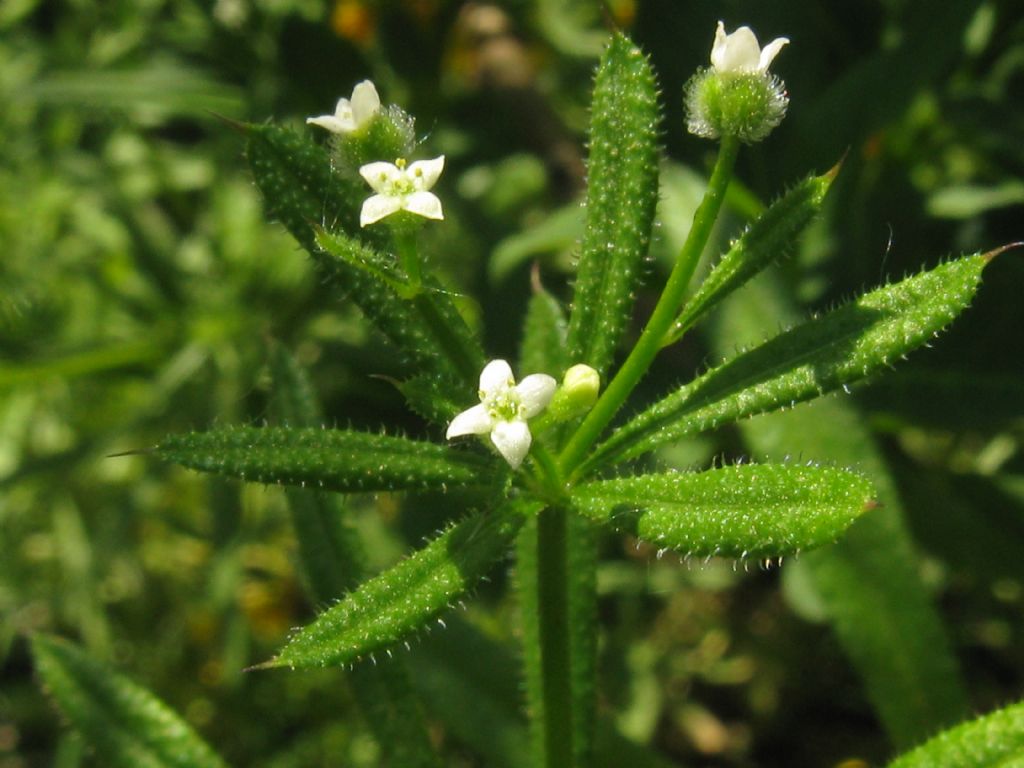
[[263, 500, 536, 669], [566, 33, 660, 377], [571, 464, 874, 558], [158, 426, 493, 493], [591, 254, 987, 468]]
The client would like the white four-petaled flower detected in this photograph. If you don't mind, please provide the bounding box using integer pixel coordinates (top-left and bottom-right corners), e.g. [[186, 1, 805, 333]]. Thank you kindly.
[[710, 21, 788, 74], [306, 80, 381, 134], [358, 156, 445, 227], [446, 360, 556, 469]]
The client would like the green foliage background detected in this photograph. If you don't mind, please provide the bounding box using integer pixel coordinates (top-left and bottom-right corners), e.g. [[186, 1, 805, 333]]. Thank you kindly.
[[2, 0, 1023, 765]]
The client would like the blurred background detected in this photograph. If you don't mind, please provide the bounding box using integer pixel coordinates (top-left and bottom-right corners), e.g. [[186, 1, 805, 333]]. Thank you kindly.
[[2, 1, 1023, 765]]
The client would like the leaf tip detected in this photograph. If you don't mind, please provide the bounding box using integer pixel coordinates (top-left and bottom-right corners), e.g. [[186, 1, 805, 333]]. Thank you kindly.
[[981, 241, 1024, 264], [207, 111, 249, 134], [107, 446, 157, 458], [825, 148, 849, 182], [243, 658, 283, 673]]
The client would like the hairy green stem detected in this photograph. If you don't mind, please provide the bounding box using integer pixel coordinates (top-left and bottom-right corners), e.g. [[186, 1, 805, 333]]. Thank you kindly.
[[529, 443, 565, 501], [394, 229, 423, 294], [536, 505, 574, 768], [558, 136, 740, 477]]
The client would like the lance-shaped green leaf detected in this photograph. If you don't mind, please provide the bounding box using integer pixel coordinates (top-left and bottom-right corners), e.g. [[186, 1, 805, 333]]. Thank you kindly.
[[566, 32, 661, 377], [663, 165, 839, 345], [571, 465, 875, 558], [887, 700, 1024, 768], [157, 426, 494, 494], [589, 254, 988, 469], [519, 281, 570, 378], [259, 500, 537, 670], [31, 635, 228, 768]]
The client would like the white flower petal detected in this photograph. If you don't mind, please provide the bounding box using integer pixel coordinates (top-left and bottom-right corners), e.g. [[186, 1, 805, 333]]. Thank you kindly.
[[350, 80, 380, 127], [479, 359, 514, 396], [403, 191, 444, 221], [757, 37, 789, 72], [359, 161, 402, 193], [490, 420, 532, 469], [446, 404, 493, 439], [360, 194, 403, 227], [306, 114, 353, 133], [515, 374, 557, 418], [711, 21, 731, 69], [406, 156, 445, 191], [711, 23, 762, 73]]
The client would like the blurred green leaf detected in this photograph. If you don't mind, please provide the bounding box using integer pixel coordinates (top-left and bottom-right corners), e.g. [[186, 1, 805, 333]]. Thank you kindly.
[[31, 635, 229, 768]]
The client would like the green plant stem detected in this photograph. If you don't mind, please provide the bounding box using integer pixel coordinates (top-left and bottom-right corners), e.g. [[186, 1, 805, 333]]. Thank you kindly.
[[394, 228, 422, 294], [535, 505, 574, 768], [529, 443, 564, 500], [558, 135, 740, 477]]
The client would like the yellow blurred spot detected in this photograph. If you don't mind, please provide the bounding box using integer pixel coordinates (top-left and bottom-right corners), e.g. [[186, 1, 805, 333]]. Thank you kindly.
[[332, 0, 376, 45], [834, 759, 870, 768]]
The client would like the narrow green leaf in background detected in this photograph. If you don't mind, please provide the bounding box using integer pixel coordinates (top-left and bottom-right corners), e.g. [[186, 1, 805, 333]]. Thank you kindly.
[[268, 345, 442, 768], [31, 635, 228, 768], [157, 426, 494, 494], [711, 273, 968, 748], [262, 500, 536, 670], [572, 464, 875, 559], [591, 254, 988, 468], [566, 32, 661, 377]]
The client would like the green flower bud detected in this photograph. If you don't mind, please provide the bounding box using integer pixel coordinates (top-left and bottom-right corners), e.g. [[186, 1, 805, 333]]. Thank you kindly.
[[684, 22, 790, 143], [546, 364, 601, 422]]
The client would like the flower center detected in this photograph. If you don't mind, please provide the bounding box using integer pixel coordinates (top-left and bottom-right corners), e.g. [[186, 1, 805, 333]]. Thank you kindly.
[[481, 381, 524, 422]]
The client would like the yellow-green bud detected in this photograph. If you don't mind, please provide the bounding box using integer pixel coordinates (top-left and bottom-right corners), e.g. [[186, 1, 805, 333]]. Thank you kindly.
[[546, 364, 601, 422]]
